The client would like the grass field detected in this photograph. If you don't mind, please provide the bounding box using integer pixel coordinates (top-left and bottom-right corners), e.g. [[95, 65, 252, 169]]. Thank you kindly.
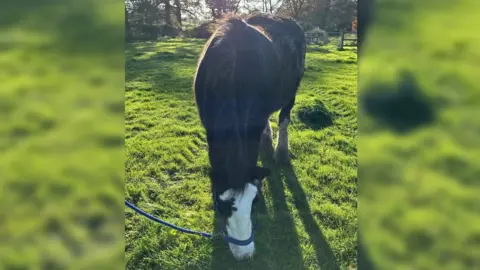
[[125, 39, 357, 269], [359, 0, 480, 269]]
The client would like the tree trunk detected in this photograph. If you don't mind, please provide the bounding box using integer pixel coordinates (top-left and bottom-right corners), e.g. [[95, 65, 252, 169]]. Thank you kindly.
[[164, 0, 172, 26], [174, 0, 182, 26], [269, 0, 272, 13]]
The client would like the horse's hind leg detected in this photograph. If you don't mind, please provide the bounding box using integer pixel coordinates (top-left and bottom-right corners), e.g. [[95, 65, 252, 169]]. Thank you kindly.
[[260, 119, 274, 158], [275, 98, 295, 164]]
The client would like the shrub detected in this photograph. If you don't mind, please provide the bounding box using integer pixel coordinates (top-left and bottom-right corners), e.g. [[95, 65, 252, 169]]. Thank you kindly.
[[190, 20, 219, 39], [298, 21, 315, 32], [158, 24, 181, 37]]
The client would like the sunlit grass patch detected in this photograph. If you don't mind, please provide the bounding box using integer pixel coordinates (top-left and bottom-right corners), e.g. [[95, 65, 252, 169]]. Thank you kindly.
[[125, 39, 357, 270]]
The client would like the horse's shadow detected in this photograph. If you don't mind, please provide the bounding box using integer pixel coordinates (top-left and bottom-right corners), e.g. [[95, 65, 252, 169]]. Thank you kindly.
[[210, 156, 339, 270]]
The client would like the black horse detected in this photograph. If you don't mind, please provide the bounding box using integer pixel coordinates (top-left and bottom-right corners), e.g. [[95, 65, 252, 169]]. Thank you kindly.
[[194, 13, 306, 260]]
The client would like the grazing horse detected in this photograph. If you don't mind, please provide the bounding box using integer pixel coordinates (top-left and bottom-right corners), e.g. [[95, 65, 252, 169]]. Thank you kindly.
[[193, 13, 306, 260]]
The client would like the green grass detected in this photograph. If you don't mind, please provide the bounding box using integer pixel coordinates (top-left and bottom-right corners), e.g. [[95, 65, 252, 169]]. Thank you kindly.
[[359, 0, 480, 269], [125, 39, 357, 269], [0, 0, 124, 269]]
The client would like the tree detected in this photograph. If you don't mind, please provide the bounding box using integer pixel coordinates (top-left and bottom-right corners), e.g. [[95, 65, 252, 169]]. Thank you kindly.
[[125, 0, 357, 40], [282, 0, 307, 19], [174, 0, 182, 26], [163, 0, 172, 26], [295, 0, 357, 32], [205, 0, 241, 18], [126, 0, 188, 39]]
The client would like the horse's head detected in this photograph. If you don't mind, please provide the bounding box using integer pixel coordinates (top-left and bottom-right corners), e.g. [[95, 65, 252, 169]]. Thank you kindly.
[[213, 166, 270, 260]]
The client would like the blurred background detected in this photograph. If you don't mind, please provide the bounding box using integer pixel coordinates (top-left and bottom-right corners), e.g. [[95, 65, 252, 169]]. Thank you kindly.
[[358, 0, 480, 269], [2, 0, 479, 269], [0, 0, 124, 269]]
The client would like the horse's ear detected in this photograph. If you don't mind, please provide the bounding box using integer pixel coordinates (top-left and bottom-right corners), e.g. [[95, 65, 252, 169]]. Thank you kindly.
[[251, 166, 270, 186]]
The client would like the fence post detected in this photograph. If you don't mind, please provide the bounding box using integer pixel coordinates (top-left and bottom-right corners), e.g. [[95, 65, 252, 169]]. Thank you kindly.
[[337, 29, 344, 51]]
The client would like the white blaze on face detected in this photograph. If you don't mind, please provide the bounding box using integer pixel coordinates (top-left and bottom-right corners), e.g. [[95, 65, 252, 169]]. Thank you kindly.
[[219, 183, 258, 260]]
